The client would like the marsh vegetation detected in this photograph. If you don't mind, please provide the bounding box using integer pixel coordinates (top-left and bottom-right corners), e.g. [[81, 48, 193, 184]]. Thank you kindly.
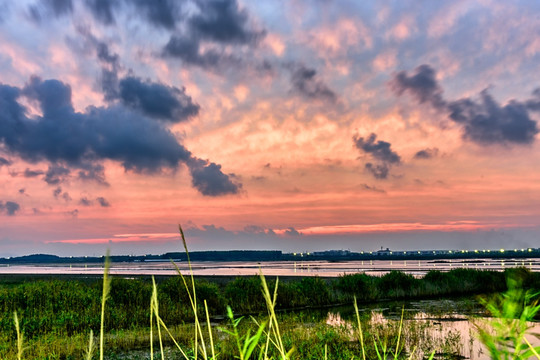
[[1, 229, 539, 359]]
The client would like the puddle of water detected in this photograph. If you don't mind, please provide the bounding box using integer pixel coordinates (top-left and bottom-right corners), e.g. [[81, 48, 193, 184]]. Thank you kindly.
[[324, 298, 540, 360]]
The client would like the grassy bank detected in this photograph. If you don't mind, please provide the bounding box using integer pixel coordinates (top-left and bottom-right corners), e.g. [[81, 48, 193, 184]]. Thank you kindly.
[[1, 266, 540, 359]]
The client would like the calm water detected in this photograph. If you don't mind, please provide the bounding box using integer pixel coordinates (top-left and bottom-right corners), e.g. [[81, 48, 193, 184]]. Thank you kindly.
[[325, 298, 540, 360], [1, 258, 539, 276]]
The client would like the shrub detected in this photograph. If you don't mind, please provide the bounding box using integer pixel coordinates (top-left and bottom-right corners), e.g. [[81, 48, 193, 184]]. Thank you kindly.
[[224, 276, 265, 313], [378, 271, 417, 297], [335, 273, 375, 301], [295, 277, 332, 306]]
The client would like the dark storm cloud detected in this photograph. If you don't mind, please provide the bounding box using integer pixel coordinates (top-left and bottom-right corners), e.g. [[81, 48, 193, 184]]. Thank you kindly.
[[448, 91, 538, 145], [353, 133, 400, 180], [0, 77, 242, 196], [96, 42, 119, 65], [72, 29, 200, 123], [130, 0, 179, 30], [526, 88, 540, 111], [85, 0, 116, 25], [77, 164, 108, 186], [68, 26, 122, 100], [0, 201, 20, 216], [364, 163, 389, 180], [101, 69, 120, 100], [188, 158, 242, 196], [96, 197, 110, 207], [2, 77, 189, 171], [162, 0, 265, 70], [53, 187, 62, 198], [66, 209, 78, 218], [414, 148, 439, 160], [118, 76, 200, 122], [0, 157, 10, 166], [353, 133, 401, 164], [44, 165, 70, 185], [52, 187, 71, 202], [163, 34, 242, 69], [390, 64, 445, 109], [77, 195, 110, 207], [360, 184, 386, 193], [391, 64, 539, 146], [23, 168, 44, 178], [22, 76, 74, 121], [288, 63, 337, 102], [79, 197, 93, 206], [190, 0, 265, 44]]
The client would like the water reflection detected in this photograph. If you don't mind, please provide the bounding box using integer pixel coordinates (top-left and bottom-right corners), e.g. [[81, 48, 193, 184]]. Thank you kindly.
[[322, 299, 540, 360], [1, 258, 539, 276]]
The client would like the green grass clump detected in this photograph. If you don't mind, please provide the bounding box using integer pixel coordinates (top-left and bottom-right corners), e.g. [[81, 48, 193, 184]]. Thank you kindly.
[[473, 274, 540, 360]]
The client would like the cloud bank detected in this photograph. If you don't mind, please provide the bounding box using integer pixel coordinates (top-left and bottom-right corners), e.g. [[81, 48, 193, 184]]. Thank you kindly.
[[0, 76, 240, 196], [391, 64, 539, 146]]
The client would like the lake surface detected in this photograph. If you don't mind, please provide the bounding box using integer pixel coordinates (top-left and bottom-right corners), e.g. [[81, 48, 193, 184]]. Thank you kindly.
[[1, 258, 539, 277]]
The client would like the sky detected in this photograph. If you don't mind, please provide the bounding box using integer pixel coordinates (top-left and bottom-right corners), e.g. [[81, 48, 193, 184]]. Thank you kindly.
[[0, 0, 539, 257]]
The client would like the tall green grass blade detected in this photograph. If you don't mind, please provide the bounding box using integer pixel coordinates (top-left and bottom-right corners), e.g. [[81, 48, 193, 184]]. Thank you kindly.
[[204, 300, 216, 360], [393, 307, 404, 359], [150, 282, 154, 360], [373, 337, 382, 360], [13, 311, 23, 360], [147, 276, 190, 360], [249, 315, 274, 360], [353, 296, 366, 360], [152, 276, 165, 360], [226, 306, 245, 360], [150, 289, 154, 360], [156, 316, 190, 360], [525, 337, 540, 359], [99, 250, 111, 360], [244, 320, 267, 360], [223, 305, 266, 360], [85, 329, 95, 360], [176, 224, 209, 360], [259, 272, 291, 359]]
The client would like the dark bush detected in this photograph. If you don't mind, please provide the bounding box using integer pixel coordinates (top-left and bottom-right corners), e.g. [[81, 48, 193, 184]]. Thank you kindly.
[[335, 273, 374, 301], [224, 276, 265, 313], [378, 271, 417, 295], [295, 277, 332, 306]]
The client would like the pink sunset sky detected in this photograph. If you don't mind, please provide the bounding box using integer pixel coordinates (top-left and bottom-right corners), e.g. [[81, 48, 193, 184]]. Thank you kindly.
[[0, 0, 539, 257]]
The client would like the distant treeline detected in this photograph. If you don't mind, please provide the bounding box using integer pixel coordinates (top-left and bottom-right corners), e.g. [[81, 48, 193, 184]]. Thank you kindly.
[[1, 248, 540, 264], [1, 267, 539, 341]]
